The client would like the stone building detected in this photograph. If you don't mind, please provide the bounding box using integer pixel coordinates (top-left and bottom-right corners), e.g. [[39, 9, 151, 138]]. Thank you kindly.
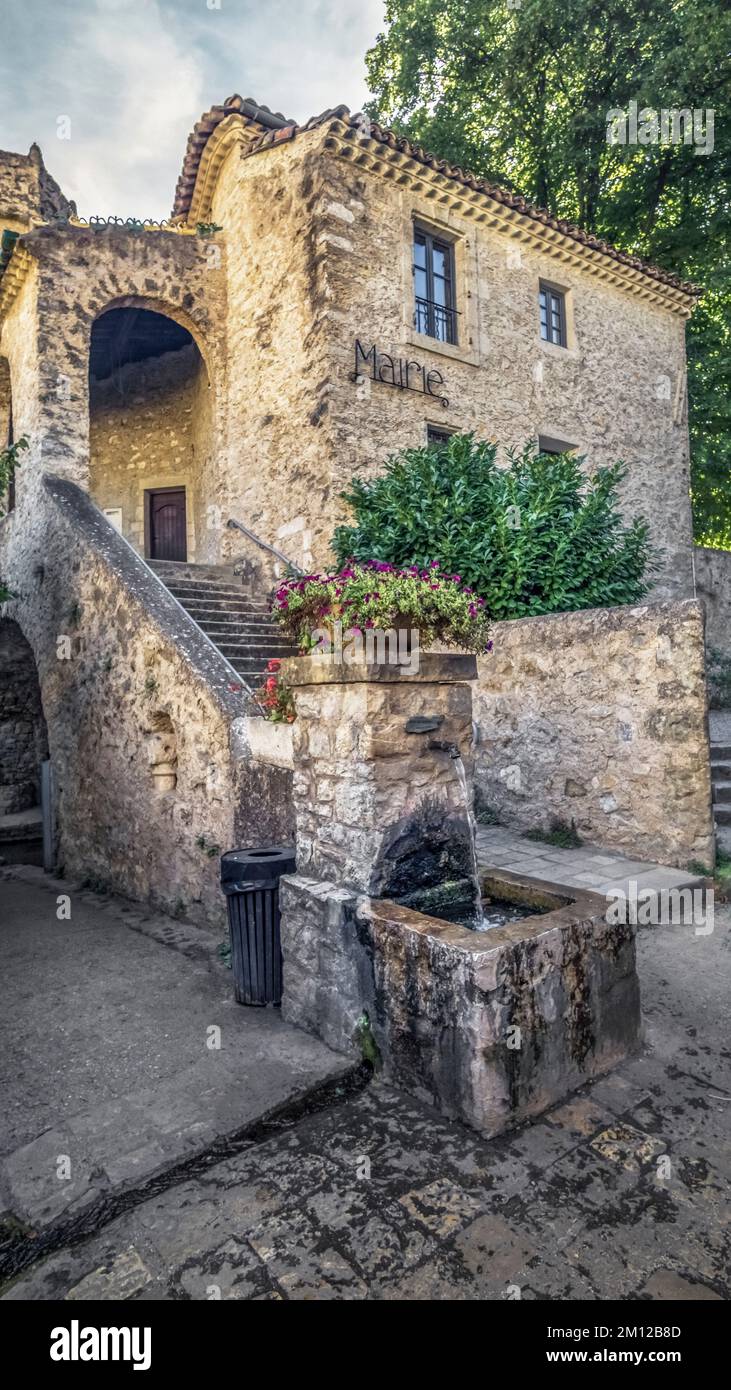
[[0, 97, 713, 918]]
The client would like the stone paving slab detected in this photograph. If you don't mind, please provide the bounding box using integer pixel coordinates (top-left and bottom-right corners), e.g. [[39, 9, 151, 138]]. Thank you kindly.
[[3, 897, 729, 1302], [476, 826, 707, 895], [0, 868, 351, 1242]]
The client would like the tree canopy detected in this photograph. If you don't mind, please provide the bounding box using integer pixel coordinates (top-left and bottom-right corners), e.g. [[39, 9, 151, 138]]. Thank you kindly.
[[366, 0, 731, 545]]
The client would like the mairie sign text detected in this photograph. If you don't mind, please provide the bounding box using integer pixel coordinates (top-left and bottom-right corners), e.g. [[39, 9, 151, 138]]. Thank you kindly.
[[351, 339, 448, 408]]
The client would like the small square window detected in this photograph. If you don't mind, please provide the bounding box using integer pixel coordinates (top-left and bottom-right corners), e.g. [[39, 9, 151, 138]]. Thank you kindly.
[[426, 425, 454, 447], [414, 228, 458, 345], [539, 283, 567, 347]]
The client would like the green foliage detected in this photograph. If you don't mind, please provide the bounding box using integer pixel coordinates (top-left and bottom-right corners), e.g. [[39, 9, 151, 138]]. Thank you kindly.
[[366, 0, 731, 545], [331, 435, 654, 619], [273, 557, 492, 652], [354, 1011, 382, 1070], [526, 818, 583, 849], [0, 436, 28, 601]]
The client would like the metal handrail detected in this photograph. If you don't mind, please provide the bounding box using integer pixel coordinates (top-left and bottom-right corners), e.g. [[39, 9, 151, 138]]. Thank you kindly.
[[226, 517, 304, 576]]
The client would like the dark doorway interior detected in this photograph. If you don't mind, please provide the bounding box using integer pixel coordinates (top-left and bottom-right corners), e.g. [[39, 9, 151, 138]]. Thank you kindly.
[[146, 488, 187, 561]]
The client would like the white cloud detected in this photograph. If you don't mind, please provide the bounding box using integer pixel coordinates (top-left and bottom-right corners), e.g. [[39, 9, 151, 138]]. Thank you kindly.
[[0, 0, 384, 219]]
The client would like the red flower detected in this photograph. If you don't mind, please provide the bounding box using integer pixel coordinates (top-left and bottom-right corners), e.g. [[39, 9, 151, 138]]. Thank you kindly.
[[267, 659, 281, 672]]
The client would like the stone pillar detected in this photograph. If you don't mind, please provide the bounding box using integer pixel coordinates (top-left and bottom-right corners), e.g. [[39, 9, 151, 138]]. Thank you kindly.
[[278, 650, 642, 1138], [280, 653, 478, 895]]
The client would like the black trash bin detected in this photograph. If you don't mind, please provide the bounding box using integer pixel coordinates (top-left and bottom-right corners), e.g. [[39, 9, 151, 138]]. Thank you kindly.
[[221, 846, 296, 1006]]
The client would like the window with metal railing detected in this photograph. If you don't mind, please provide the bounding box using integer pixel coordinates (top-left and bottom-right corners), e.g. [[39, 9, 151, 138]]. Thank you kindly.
[[413, 228, 458, 345]]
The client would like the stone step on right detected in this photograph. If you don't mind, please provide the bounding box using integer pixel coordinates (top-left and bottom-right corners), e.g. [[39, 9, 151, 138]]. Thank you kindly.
[[710, 743, 731, 762], [714, 805, 731, 825], [712, 781, 731, 804]]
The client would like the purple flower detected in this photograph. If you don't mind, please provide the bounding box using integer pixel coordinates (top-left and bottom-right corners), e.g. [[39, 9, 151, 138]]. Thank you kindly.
[[430, 560, 439, 568], [469, 604, 477, 616], [486, 640, 494, 652], [452, 574, 461, 584]]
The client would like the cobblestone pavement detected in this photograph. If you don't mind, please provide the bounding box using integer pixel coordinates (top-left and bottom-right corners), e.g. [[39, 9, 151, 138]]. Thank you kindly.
[[3, 899, 729, 1301]]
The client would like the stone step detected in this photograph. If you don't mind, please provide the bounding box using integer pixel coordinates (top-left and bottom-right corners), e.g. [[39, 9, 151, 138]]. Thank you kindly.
[[168, 588, 270, 608], [148, 561, 238, 584], [165, 580, 256, 599], [710, 743, 731, 761], [177, 605, 274, 624], [711, 762, 731, 782], [712, 781, 731, 803], [195, 620, 287, 636], [714, 805, 731, 825], [216, 648, 294, 665]]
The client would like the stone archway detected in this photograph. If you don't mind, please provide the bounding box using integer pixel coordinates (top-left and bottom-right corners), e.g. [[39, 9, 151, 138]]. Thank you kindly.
[[0, 618, 49, 864], [88, 303, 217, 564]]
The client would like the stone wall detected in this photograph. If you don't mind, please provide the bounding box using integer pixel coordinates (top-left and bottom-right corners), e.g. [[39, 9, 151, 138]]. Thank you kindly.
[[0, 619, 48, 814], [0, 144, 71, 233], [0, 474, 293, 927], [281, 654, 477, 893], [2, 221, 227, 502], [695, 547, 731, 667], [89, 343, 214, 562], [473, 599, 714, 868]]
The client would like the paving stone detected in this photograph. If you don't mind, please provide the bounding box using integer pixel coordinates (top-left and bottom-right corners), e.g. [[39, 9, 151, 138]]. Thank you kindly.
[[637, 1268, 724, 1300], [65, 1246, 154, 1301], [397, 1177, 484, 1238], [246, 1207, 369, 1299], [176, 1238, 272, 1300]]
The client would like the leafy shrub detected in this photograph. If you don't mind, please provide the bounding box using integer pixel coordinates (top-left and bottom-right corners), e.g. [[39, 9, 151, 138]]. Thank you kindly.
[[273, 560, 492, 652], [331, 435, 655, 620]]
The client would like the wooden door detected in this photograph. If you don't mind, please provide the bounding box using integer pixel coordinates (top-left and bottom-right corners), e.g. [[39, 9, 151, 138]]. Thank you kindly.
[[146, 488, 187, 561]]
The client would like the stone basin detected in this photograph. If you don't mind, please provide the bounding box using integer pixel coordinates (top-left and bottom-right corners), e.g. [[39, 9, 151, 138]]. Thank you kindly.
[[280, 868, 642, 1138]]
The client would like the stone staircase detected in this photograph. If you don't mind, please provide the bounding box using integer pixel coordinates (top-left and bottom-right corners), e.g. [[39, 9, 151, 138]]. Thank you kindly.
[[711, 740, 731, 828], [147, 560, 297, 694]]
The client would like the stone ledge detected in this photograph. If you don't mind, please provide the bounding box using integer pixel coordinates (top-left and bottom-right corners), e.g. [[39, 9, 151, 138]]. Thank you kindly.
[[281, 652, 478, 687], [240, 715, 294, 769]]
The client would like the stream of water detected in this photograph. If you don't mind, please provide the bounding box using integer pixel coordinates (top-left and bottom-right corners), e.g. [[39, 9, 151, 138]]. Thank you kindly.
[[452, 755, 486, 931]]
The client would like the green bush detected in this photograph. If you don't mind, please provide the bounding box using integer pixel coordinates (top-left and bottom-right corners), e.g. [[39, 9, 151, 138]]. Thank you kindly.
[[332, 435, 656, 620]]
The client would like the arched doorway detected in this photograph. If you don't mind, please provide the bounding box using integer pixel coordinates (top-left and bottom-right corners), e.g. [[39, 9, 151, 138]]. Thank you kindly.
[[88, 305, 214, 563], [0, 620, 49, 864]]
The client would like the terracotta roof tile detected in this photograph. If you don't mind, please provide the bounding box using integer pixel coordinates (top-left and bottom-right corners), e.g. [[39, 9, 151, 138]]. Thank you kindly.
[[172, 100, 700, 299]]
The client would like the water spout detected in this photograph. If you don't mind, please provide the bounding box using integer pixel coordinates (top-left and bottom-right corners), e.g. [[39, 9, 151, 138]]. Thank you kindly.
[[431, 742, 486, 931], [428, 738, 461, 759], [451, 755, 486, 931]]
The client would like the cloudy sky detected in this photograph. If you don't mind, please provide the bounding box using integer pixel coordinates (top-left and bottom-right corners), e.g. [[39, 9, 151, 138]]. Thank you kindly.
[[0, 0, 384, 219]]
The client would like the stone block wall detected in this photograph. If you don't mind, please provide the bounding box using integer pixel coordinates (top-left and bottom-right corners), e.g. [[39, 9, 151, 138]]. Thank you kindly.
[[695, 546, 731, 674], [473, 599, 714, 867], [0, 619, 48, 814], [0, 475, 293, 927], [281, 654, 477, 893]]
